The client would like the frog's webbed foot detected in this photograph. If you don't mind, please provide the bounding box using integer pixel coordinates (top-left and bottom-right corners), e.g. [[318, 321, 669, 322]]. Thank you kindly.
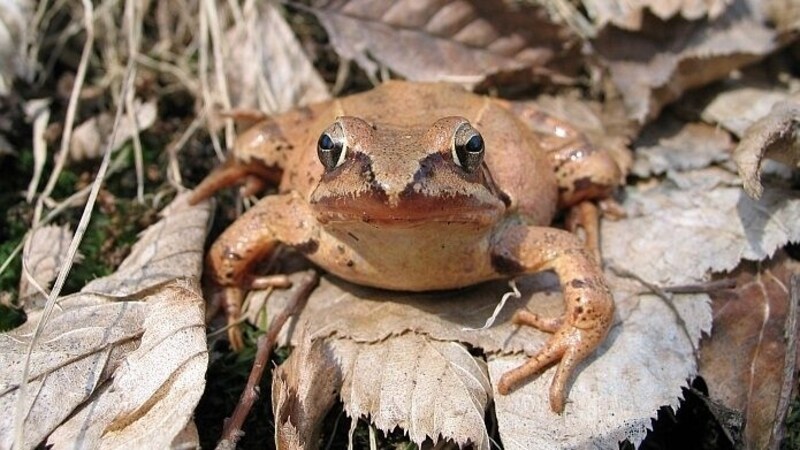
[[492, 225, 614, 413]]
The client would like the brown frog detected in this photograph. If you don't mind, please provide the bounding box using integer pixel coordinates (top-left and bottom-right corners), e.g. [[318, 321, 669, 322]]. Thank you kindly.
[[191, 81, 623, 413]]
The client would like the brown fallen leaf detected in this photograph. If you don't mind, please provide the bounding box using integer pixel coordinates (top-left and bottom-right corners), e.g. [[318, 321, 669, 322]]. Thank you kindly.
[[0, 193, 212, 449], [308, 0, 573, 86], [19, 225, 75, 308], [732, 96, 800, 198], [224, 2, 330, 113], [594, 0, 776, 122], [584, 0, 731, 30], [699, 252, 800, 449]]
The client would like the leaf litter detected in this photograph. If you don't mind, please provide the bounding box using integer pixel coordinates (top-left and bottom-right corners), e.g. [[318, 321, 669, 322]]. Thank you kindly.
[[0, 194, 212, 450], [2, 0, 799, 448]]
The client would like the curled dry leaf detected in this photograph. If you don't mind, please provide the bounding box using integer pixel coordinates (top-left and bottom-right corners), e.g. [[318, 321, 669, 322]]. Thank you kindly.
[[19, 225, 75, 308], [0, 193, 212, 450], [699, 252, 799, 449], [584, 0, 731, 30], [595, 0, 776, 122], [69, 99, 158, 161], [309, 0, 572, 86], [224, 3, 330, 113], [732, 96, 800, 198]]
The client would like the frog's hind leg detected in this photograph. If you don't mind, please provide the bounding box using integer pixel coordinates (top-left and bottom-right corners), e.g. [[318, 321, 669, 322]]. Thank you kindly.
[[492, 225, 614, 413]]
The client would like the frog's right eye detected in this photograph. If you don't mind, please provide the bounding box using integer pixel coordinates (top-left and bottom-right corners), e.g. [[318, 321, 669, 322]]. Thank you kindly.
[[317, 123, 347, 170]]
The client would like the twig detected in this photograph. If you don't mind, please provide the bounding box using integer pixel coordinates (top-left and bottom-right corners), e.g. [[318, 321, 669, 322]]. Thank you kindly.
[[217, 270, 319, 449], [608, 264, 699, 358], [662, 278, 737, 294]]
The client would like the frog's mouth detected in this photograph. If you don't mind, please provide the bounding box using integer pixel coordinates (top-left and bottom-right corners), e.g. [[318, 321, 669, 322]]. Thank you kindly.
[[310, 189, 505, 227]]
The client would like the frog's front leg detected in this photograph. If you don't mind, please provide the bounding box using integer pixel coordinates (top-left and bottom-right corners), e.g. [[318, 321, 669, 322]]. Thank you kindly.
[[206, 191, 316, 350], [491, 225, 614, 413]]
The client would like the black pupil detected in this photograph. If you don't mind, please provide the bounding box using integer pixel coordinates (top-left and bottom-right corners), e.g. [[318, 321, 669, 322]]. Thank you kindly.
[[465, 134, 483, 153], [318, 133, 334, 150]]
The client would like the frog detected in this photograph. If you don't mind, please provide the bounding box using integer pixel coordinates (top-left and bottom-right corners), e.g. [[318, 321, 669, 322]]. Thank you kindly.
[[191, 81, 623, 413]]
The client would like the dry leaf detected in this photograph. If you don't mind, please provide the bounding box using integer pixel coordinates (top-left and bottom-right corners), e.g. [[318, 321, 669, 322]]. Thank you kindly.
[[309, 0, 571, 86], [632, 118, 733, 177], [732, 96, 800, 198], [272, 335, 341, 450], [224, 3, 330, 113], [604, 183, 800, 283], [263, 267, 710, 448], [80, 194, 209, 296], [0, 193, 212, 449], [46, 280, 207, 449], [699, 253, 800, 449], [69, 99, 158, 161], [701, 84, 798, 138], [19, 225, 75, 307], [595, 0, 776, 122], [584, 0, 731, 30], [335, 334, 491, 449]]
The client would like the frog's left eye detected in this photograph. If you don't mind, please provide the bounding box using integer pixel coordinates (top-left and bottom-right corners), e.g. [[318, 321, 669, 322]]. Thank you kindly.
[[317, 123, 347, 170], [452, 123, 484, 173]]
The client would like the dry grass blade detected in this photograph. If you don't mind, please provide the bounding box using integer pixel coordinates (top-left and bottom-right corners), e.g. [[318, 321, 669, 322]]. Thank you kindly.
[[124, 0, 145, 202]]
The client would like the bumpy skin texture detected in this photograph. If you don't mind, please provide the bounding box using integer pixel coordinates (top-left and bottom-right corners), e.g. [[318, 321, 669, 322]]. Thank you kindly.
[[192, 81, 622, 413]]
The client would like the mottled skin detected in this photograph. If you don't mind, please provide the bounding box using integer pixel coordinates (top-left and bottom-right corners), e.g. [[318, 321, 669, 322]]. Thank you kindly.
[[191, 81, 622, 413]]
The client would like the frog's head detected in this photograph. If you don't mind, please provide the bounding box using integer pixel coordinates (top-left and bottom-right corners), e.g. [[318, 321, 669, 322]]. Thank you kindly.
[[309, 116, 508, 226]]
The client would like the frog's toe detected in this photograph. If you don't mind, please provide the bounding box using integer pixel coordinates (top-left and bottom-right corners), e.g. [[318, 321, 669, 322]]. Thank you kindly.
[[497, 312, 601, 414], [227, 323, 245, 352]]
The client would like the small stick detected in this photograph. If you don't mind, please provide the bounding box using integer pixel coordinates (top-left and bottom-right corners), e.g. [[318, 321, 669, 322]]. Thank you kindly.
[[662, 278, 737, 294], [217, 270, 319, 449]]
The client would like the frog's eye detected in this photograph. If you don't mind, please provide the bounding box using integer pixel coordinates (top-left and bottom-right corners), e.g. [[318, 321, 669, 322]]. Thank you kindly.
[[452, 123, 484, 173], [317, 123, 347, 170]]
